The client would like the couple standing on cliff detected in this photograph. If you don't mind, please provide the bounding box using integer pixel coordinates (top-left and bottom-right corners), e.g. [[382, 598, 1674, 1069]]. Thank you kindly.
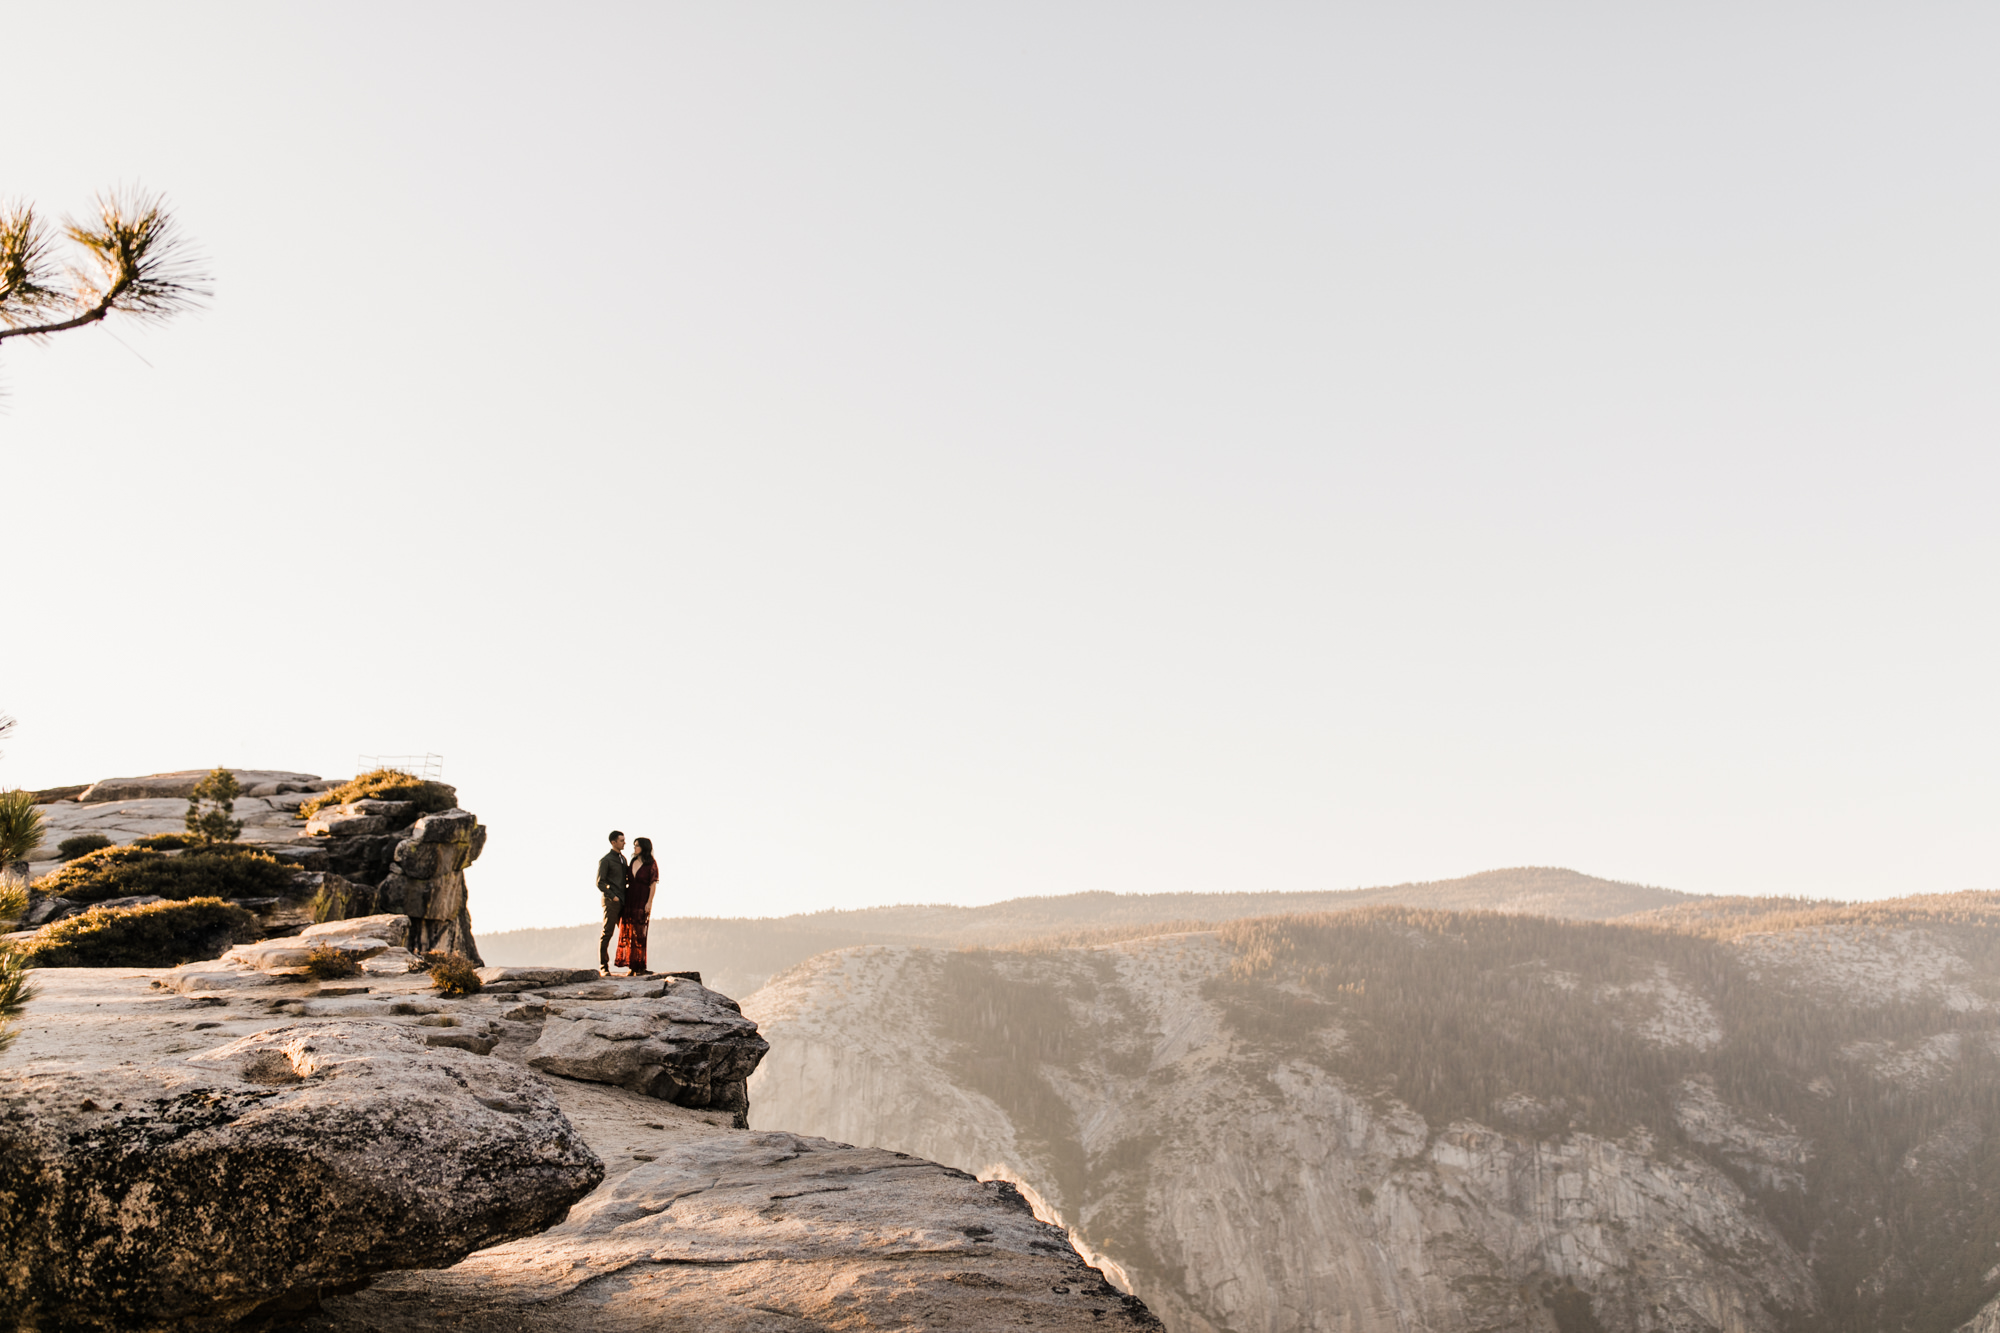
[[595, 830, 658, 977]]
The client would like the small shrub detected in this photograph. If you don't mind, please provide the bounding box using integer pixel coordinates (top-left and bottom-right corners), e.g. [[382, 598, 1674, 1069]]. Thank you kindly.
[[426, 952, 482, 996], [300, 768, 457, 821], [31, 844, 156, 896], [0, 789, 44, 865], [133, 832, 198, 851], [0, 883, 25, 929], [55, 833, 114, 861], [185, 767, 243, 844], [179, 841, 273, 861], [304, 943, 363, 980], [32, 843, 298, 905], [19, 898, 260, 967]]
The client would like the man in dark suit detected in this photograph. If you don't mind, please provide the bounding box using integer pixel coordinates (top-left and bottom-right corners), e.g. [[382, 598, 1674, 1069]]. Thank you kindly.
[[596, 830, 628, 976]]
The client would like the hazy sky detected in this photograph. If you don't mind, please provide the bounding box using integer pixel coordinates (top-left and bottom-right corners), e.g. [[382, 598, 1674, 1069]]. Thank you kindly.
[[4, 5, 1995, 931]]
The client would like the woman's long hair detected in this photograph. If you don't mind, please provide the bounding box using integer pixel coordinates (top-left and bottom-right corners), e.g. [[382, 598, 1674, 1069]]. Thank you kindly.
[[633, 836, 655, 868]]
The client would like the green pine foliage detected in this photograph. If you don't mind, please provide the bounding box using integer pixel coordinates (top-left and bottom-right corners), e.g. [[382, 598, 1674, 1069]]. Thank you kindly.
[[0, 948, 33, 1056], [0, 789, 44, 864], [184, 767, 243, 844], [18, 898, 258, 967], [31, 842, 297, 905], [299, 769, 456, 820]]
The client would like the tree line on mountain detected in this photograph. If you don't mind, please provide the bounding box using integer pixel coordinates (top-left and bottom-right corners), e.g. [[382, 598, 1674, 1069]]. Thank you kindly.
[[481, 867, 1688, 997]]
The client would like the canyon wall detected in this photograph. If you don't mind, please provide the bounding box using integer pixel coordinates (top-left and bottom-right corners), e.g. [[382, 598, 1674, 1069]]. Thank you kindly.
[[746, 904, 2000, 1333]]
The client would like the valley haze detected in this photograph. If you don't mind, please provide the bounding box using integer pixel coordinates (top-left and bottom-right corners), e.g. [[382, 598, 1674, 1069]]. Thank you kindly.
[[486, 867, 1714, 998]]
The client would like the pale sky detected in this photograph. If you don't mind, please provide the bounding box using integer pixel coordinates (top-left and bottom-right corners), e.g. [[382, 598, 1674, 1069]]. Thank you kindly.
[[4, 5, 1995, 932]]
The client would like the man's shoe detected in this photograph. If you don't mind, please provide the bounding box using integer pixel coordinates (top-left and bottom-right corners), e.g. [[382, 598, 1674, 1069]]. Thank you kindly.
[[598, 967, 613, 977]]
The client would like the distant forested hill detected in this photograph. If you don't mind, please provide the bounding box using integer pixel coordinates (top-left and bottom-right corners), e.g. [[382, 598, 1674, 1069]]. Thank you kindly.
[[482, 866, 1697, 996]]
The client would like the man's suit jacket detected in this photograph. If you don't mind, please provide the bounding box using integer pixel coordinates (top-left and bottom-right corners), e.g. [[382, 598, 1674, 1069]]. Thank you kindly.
[[597, 849, 629, 898]]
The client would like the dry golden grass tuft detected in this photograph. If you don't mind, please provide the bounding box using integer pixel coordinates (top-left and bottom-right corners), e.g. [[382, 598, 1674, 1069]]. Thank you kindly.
[[299, 769, 457, 820]]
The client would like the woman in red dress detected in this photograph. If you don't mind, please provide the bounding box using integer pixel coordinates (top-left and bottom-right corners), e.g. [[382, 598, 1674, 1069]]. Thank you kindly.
[[614, 836, 657, 976]]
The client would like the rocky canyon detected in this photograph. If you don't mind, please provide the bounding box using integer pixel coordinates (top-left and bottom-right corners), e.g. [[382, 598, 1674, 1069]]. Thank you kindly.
[[745, 891, 2000, 1333]]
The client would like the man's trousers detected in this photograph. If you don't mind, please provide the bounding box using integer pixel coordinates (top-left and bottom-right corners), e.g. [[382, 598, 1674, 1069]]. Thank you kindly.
[[600, 892, 623, 970]]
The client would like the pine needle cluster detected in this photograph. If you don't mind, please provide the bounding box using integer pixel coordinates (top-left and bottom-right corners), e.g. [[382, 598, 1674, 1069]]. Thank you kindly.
[[0, 189, 209, 346], [0, 789, 44, 866]]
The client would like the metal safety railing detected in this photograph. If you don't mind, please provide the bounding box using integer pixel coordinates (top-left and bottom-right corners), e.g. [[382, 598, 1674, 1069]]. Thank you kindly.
[[355, 754, 445, 781]]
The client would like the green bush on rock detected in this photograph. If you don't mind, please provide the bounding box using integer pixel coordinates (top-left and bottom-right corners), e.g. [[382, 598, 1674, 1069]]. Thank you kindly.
[[19, 898, 259, 967], [32, 843, 298, 905], [31, 844, 154, 892], [55, 833, 114, 861], [133, 831, 198, 851], [299, 768, 456, 821]]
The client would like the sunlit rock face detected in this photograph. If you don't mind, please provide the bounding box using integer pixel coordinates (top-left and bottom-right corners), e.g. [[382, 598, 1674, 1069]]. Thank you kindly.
[[0, 1021, 602, 1333], [746, 900, 2000, 1333], [22, 769, 490, 964], [316, 1132, 1165, 1333], [0, 965, 1159, 1333], [524, 980, 770, 1121]]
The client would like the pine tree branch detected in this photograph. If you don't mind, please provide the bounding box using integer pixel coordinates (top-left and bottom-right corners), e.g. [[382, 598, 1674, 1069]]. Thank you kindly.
[[0, 190, 208, 344]]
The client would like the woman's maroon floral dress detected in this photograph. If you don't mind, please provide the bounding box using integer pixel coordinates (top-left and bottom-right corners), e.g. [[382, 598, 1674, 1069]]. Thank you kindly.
[[614, 857, 657, 972]]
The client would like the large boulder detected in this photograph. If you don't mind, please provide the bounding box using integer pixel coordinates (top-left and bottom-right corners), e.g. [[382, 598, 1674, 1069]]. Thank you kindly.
[[76, 771, 326, 804], [374, 809, 486, 960], [303, 913, 410, 950], [0, 1021, 603, 1332], [317, 1132, 1162, 1332], [218, 912, 415, 977], [525, 980, 769, 1122]]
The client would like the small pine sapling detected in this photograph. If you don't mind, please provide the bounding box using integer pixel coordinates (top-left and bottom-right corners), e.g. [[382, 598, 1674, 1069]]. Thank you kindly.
[[185, 768, 244, 845]]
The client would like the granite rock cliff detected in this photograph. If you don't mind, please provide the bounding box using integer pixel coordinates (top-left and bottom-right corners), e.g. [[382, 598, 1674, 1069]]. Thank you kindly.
[[1, 953, 1155, 1330], [15, 769, 488, 963], [746, 897, 2000, 1333]]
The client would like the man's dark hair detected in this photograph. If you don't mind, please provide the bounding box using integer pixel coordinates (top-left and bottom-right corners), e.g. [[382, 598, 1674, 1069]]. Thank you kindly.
[[608, 829, 624, 843]]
